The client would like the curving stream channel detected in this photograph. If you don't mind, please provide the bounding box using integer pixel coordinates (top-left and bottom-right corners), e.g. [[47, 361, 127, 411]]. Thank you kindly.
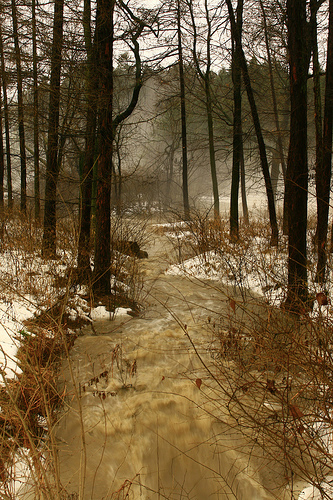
[[54, 233, 299, 500]]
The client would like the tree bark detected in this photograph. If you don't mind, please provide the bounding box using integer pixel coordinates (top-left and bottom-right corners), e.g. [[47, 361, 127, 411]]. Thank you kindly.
[[177, 0, 190, 219], [93, 0, 145, 294], [189, 0, 219, 217], [284, 0, 309, 311], [226, 0, 278, 245], [230, 0, 243, 240], [11, 0, 27, 212], [42, 0, 65, 258], [240, 138, 249, 224], [0, 22, 12, 208], [316, 0, 333, 282], [32, 0, 40, 220], [77, 0, 98, 279], [0, 76, 4, 212]]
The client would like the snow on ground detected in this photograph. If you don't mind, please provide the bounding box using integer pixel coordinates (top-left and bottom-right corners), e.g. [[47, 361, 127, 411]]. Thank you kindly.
[[298, 477, 333, 500], [0, 248, 133, 380], [0, 298, 36, 378], [165, 226, 333, 322]]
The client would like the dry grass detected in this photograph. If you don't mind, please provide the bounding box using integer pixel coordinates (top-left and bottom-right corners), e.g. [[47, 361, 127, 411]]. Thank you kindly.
[[0, 209, 149, 499]]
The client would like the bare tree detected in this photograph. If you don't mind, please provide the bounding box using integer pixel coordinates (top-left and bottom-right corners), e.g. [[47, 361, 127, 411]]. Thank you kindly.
[[230, 0, 243, 240], [11, 0, 27, 212], [316, 0, 333, 283], [93, 0, 151, 293], [0, 20, 12, 208], [32, 0, 40, 219], [188, 0, 220, 218], [284, 0, 310, 310], [226, 0, 278, 245], [177, 0, 190, 219], [42, 0, 65, 258]]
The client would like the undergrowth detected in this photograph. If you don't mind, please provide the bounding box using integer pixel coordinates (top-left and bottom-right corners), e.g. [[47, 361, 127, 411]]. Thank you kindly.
[[164, 209, 333, 499], [0, 209, 149, 499]]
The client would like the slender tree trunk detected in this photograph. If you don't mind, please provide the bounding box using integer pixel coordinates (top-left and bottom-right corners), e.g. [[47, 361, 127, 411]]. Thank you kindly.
[[189, 0, 219, 217], [260, 0, 286, 181], [226, 0, 278, 245], [284, 0, 309, 311], [240, 139, 249, 224], [0, 23, 12, 209], [177, 0, 190, 219], [205, 78, 219, 217], [270, 148, 280, 201], [230, 0, 243, 240], [32, 0, 40, 220], [317, 0, 333, 283], [11, 0, 27, 213], [0, 78, 4, 212], [42, 0, 65, 258], [77, 0, 98, 279]]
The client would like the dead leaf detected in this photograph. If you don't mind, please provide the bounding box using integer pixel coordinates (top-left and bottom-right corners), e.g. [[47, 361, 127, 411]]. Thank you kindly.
[[229, 299, 236, 313], [266, 379, 277, 394], [196, 378, 202, 389], [289, 404, 304, 419], [316, 292, 329, 306]]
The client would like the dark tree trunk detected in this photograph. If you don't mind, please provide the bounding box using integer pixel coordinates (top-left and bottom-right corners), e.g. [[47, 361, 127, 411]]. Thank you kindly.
[[240, 139, 249, 224], [226, 0, 278, 246], [77, 0, 98, 279], [230, 0, 243, 240], [205, 78, 219, 218], [0, 23, 12, 209], [316, 0, 333, 283], [93, 0, 115, 294], [284, 0, 309, 310], [189, 0, 219, 217], [42, 0, 65, 258], [260, 0, 286, 181], [11, 0, 27, 213], [32, 0, 40, 220], [270, 149, 280, 201], [177, 0, 190, 219], [93, 0, 145, 294], [0, 78, 4, 212]]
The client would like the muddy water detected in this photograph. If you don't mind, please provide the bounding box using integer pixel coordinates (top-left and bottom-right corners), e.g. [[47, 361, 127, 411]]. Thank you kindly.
[[55, 235, 292, 500]]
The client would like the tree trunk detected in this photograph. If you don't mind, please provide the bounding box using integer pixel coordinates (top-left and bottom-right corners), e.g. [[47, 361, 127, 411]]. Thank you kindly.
[[226, 0, 278, 246], [32, 0, 40, 219], [11, 0, 27, 213], [316, 0, 333, 283], [270, 147, 280, 201], [0, 77, 4, 211], [240, 139, 249, 224], [205, 78, 219, 218], [177, 0, 190, 219], [93, 0, 115, 294], [260, 0, 286, 181], [284, 0, 309, 311], [77, 0, 98, 279], [0, 22, 12, 209], [93, 0, 145, 294], [42, 0, 65, 258], [189, 0, 219, 217], [230, 0, 243, 240]]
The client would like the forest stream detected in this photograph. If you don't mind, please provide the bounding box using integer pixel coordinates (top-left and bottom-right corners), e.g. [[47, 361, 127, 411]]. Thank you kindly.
[[51, 232, 301, 500]]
